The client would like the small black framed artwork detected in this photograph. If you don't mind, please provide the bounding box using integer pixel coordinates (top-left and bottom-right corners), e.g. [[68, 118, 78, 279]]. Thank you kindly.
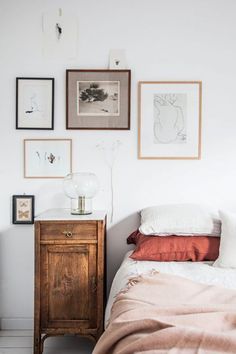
[[16, 77, 54, 130], [12, 195, 35, 224], [66, 69, 131, 130]]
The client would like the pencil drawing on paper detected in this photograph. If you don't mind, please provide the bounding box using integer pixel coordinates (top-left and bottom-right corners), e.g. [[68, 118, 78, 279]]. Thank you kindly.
[[25, 93, 42, 115], [23, 85, 46, 118], [153, 93, 187, 144], [35, 151, 61, 166]]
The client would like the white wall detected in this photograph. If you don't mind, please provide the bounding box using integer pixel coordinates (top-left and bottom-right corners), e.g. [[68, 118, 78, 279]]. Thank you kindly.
[[1, 0, 236, 329]]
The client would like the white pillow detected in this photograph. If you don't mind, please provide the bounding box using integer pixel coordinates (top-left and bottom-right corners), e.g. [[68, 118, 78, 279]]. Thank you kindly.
[[213, 210, 236, 268], [139, 204, 218, 236]]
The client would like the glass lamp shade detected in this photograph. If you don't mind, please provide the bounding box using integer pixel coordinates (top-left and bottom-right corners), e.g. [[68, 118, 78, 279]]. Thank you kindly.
[[63, 173, 99, 215]]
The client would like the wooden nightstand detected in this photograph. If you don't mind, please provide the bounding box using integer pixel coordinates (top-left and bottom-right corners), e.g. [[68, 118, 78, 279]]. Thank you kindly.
[[34, 209, 106, 354]]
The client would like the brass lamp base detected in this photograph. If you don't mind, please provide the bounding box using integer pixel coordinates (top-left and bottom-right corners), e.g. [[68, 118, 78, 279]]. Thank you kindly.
[[71, 210, 92, 215], [70, 196, 93, 215]]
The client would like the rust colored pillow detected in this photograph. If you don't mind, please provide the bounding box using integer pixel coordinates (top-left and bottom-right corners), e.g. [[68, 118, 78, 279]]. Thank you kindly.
[[127, 230, 220, 262]]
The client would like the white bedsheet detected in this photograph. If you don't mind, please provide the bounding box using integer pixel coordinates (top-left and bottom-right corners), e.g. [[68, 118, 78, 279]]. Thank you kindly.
[[105, 251, 236, 326]]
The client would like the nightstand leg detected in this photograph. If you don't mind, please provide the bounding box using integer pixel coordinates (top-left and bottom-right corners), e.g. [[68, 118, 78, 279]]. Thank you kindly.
[[34, 332, 41, 354]]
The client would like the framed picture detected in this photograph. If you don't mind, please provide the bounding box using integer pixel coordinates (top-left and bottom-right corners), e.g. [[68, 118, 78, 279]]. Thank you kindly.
[[109, 49, 127, 69], [24, 139, 72, 178], [66, 69, 131, 129], [138, 81, 202, 159], [16, 77, 54, 129], [12, 195, 35, 224]]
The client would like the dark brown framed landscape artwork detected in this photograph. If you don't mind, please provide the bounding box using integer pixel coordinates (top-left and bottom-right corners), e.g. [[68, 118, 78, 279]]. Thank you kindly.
[[66, 69, 131, 129]]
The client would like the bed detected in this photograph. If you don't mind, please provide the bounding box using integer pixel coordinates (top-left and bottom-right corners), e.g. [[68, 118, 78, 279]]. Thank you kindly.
[[93, 252, 236, 354], [105, 251, 236, 327], [93, 206, 236, 354]]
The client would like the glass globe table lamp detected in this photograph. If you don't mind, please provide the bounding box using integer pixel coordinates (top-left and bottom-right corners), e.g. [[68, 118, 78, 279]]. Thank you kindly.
[[63, 173, 99, 215]]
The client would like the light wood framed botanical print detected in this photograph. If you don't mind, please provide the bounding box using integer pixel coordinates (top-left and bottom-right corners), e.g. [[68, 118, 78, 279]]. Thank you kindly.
[[138, 81, 202, 159], [24, 139, 72, 178], [16, 77, 54, 130], [12, 195, 35, 224], [66, 69, 131, 129]]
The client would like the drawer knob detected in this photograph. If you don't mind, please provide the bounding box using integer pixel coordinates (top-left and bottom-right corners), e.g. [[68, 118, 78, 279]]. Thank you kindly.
[[62, 231, 73, 238]]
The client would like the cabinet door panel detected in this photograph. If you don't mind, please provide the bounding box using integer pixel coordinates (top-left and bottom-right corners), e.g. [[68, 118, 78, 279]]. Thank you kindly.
[[41, 244, 97, 329]]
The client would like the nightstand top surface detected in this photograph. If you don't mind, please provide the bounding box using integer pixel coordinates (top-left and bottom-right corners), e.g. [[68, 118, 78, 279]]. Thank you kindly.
[[35, 208, 106, 221]]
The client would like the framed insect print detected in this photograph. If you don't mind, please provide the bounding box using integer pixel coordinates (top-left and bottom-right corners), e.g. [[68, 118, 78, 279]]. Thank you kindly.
[[16, 77, 54, 130], [66, 69, 131, 129], [12, 195, 35, 224]]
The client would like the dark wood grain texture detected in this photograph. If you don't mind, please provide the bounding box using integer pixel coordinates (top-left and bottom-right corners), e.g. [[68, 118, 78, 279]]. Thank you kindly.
[[34, 218, 106, 354]]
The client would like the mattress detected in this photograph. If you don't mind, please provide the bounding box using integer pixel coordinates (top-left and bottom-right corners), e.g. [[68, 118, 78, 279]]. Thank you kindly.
[[105, 251, 236, 326]]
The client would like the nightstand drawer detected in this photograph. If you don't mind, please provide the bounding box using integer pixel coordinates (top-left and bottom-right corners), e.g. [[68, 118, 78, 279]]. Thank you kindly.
[[40, 222, 97, 240]]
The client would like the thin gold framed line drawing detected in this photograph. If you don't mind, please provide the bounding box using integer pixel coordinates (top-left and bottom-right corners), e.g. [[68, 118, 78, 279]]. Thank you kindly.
[[24, 138, 72, 178], [138, 81, 202, 160]]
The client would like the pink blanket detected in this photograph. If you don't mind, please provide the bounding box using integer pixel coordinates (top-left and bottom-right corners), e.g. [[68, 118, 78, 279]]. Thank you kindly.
[[93, 272, 236, 354]]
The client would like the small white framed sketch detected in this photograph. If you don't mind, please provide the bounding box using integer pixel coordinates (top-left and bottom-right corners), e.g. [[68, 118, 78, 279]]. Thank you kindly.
[[109, 49, 127, 69], [42, 8, 78, 59], [24, 139, 72, 178], [138, 81, 202, 159], [16, 78, 54, 129]]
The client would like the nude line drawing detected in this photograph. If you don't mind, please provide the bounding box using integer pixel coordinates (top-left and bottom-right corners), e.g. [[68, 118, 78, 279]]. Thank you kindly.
[[25, 93, 42, 115], [153, 93, 187, 144]]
